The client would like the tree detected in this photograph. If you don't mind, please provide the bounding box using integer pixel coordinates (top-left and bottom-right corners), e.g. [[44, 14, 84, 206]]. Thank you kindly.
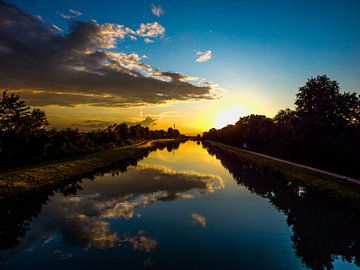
[[295, 75, 359, 130], [0, 91, 49, 165], [173, 129, 180, 138], [0, 91, 48, 135], [23, 109, 48, 133], [115, 123, 130, 141], [337, 92, 360, 126], [167, 127, 174, 138], [0, 90, 185, 168], [203, 76, 360, 177], [274, 108, 297, 128]]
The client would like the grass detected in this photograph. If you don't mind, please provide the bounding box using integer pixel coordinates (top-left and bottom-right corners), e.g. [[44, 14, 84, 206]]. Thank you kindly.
[[0, 140, 172, 195], [206, 140, 360, 203]]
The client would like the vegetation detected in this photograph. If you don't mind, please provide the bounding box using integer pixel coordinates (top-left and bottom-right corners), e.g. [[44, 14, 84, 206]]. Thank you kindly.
[[0, 140, 182, 250], [204, 141, 360, 202], [0, 90, 183, 169], [204, 142, 360, 269], [203, 75, 360, 177], [0, 139, 181, 195]]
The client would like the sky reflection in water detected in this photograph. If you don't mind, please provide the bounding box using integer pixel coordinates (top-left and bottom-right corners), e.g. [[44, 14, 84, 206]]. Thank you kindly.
[[0, 141, 359, 270]]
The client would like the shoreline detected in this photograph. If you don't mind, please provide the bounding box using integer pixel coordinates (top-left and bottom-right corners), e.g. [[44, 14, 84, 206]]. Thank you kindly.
[[204, 140, 360, 203], [0, 139, 174, 196]]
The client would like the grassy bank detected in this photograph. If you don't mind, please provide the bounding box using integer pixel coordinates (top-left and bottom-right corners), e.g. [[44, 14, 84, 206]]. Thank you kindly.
[[205, 140, 360, 203], [0, 140, 173, 195]]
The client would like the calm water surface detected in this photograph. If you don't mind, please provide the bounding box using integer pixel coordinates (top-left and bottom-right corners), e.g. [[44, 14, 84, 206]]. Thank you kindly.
[[0, 141, 359, 269]]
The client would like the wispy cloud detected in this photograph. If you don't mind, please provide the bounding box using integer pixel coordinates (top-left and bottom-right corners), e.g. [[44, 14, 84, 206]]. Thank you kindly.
[[58, 8, 83, 20], [151, 4, 164, 17], [69, 9, 82, 16], [51, 24, 63, 32], [58, 12, 73, 19], [195, 50, 212, 63], [144, 38, 154, 43]]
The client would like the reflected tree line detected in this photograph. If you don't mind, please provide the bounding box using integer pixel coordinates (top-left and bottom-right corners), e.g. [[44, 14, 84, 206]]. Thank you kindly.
[[204, 142, 360, 270], [0, 91, 183, 169], [0, 140, 181, 254], [203, 76, 360, 177]]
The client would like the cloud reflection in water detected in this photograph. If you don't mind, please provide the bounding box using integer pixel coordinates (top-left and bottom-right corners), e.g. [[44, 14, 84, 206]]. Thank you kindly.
[[18, 164, 223, 253]]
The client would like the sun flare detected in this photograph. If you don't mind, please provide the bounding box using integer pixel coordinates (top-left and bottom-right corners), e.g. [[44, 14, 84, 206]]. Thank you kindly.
[[215, 107, 246, 129]]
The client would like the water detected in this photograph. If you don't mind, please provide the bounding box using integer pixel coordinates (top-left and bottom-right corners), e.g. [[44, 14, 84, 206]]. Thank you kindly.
[[0, 141, 359, 270]]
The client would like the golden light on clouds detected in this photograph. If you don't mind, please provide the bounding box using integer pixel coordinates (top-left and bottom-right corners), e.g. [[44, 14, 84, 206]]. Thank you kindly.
[[31, 87, 280, 135]]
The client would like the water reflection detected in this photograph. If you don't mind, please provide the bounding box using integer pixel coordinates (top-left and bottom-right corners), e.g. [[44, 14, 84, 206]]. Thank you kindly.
[[203, 142, 360, 270], [0, 141, 224, 261], [0, 140, 184, 253], [1, 140, 359, 270], [191, 213, 206, 228]]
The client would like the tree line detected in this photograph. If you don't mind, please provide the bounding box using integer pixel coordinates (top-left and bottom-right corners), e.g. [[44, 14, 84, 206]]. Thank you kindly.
[[203, 75, 360, 177], [0, 91, 182, 169]]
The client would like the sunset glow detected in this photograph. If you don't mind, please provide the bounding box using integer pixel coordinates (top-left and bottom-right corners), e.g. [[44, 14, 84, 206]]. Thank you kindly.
[[1, 1, 360, 269], [0, 0, 358, 134], [215, 107, 246, 129]]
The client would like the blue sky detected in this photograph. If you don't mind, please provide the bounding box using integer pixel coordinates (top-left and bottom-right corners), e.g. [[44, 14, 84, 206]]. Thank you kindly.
[[4, 0, 360, 133]]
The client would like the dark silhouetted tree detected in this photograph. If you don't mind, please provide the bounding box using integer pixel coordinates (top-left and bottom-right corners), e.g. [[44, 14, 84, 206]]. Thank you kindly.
[[0, 90, 184, 168], [0, 91, 47, 134], [203, 76, 360, 177], [295, 75, 359, 131]]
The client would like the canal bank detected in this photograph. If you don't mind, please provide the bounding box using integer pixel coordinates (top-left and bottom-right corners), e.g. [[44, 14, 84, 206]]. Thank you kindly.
[[204, 140, 360, 204], [0, 140, 175, 196]]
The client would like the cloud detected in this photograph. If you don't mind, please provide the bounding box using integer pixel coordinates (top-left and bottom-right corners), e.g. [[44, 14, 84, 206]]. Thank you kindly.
[[71, 117, 157, 130], [50, 24, 63, 32], [58, 12, 73, 20], [158, 71, 188, 82], [126, 116, 157, 128], [69, 9, 82, 17], [191, 213, 206, 227], [72, 119, 113, 129], [0, 1, 217, 107], [34, 15, 42, 21], [151, 4, 164, 17], [124, 232, 157, 252], [20, 164, 223, 251], [195, 50, 212, 63], [58, 8, 82, 20], [144, 38, 154, 43], [136, 22, 165, 37]]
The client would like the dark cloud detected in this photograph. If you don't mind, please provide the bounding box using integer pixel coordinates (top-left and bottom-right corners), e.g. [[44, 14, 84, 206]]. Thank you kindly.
[[159, 72, 187, 82], [0, 1, 215, 107], [71, 117, 156, 129], [71, 119, 113, 129]]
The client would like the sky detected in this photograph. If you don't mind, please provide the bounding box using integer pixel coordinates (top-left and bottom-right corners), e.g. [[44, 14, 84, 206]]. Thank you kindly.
[[1, 0, 360, 134]]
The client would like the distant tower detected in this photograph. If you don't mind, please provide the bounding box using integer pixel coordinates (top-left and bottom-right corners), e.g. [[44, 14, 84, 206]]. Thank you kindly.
[[174, 123, 175, 130]]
